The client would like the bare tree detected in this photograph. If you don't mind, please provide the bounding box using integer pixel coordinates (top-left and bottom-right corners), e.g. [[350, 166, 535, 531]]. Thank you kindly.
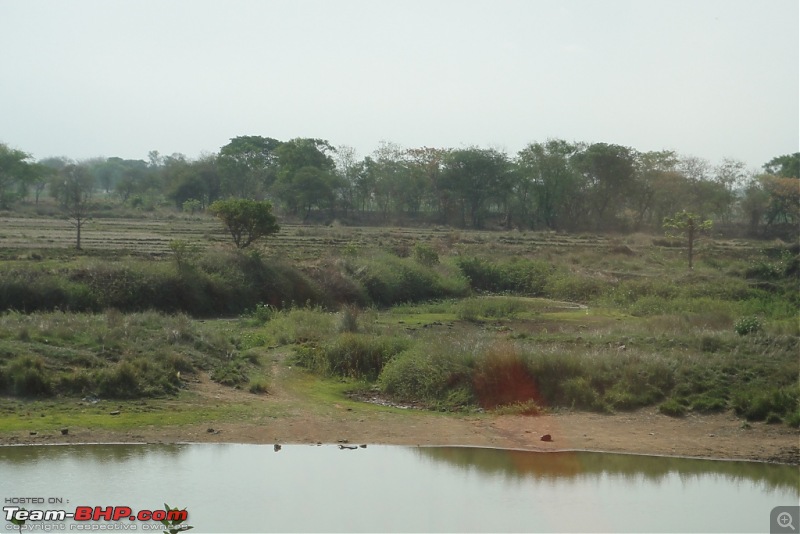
[[52, 164, 94, 249]]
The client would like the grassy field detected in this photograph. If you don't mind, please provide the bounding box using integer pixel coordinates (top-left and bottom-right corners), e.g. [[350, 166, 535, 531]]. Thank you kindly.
[[0, 213, 797, 429]]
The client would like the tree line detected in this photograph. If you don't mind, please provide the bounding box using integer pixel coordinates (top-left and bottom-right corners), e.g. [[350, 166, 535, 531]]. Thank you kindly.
[[0, 137, 797, 235]]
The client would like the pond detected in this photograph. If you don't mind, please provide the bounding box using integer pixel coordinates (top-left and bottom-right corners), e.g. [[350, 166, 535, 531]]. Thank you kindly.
[[1, 444, 797, 533]]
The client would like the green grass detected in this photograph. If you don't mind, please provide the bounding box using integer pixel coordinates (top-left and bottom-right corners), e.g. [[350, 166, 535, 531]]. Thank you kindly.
[[0, 217, 797, 425], [0, 394, 258, 433]]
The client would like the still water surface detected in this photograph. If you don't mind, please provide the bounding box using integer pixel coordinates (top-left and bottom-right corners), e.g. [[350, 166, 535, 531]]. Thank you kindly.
[[1, 444, 797, 533]]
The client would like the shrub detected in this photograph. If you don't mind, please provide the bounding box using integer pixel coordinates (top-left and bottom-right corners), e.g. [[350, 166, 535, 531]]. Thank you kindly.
[[690, 395, 727, 413], [211, 359, 249, 387], [472, 342, 538, 409], [248, 379, 269, 394], [57, 370, 93, 396], [561, 376, 603, 410], [96, 361, 140, 398], [732, 387, 799, 421], [734, 316, 762, 336], [545, 271, 605, 302], [456, 257, 552, 295], [786, 410, 800, 428], [5, 356, 51, 396], [355, 253, 466, 305], [337, 304, 360, 333], [378, 345, 472, 405], [319, 333, 410, 380], [413, 242, 439, 267], [659, 398, 687, 417], [265, 308, 334, 345], [250, 303, 278, 323]]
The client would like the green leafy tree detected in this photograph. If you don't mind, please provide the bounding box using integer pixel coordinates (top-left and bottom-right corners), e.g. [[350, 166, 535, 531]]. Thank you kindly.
[[763, 153, 800, 178], [663, 210, 713, 270], [164, 154, 221, 209], [218, 136, 282, 199], [209, 198, 280, 248], [0, 143, 34, 209], [516, 139, 584, 230], [571, 143, 636, 230], [273, 138, 338, 218], [443, 147, 510, 228], [406, 146, 449, 222]]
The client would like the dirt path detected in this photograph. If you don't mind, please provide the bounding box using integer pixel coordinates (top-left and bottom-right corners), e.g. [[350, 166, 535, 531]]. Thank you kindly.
[[3, 355, 798, 465]]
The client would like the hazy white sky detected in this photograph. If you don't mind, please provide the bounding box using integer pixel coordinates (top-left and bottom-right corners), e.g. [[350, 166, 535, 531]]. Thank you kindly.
[[1, 0, 797, 169]]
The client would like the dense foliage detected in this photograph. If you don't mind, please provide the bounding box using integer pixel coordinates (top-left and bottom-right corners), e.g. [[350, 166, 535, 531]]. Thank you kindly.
[[1, 139, 797, 237]]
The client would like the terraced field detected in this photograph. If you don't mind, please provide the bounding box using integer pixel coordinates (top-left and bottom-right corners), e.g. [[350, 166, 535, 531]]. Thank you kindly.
[[0, 213, 760, 263]]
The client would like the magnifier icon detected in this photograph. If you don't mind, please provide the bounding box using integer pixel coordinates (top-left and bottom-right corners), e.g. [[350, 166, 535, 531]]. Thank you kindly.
[[778, 512, 796, 531]]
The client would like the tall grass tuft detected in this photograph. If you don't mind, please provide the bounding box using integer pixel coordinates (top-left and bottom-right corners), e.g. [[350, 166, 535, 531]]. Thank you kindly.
[[301, 333, 410, 380], [472, 342, 538, 409], [5, 356, 51, 396]]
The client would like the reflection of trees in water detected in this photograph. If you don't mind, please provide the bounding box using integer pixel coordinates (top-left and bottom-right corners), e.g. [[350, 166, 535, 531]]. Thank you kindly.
[[0, 444, 186, 464], [414, 447, 800, 494]]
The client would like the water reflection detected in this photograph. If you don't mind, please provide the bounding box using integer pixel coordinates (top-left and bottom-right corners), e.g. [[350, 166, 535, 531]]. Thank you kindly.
[[415, 447, 800, 494], [1, 444, 797, 533], [0, 442, 183, 464]]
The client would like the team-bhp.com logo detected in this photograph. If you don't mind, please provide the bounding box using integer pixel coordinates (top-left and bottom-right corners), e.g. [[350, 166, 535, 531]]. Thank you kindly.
[[4, 504, 193, 532]]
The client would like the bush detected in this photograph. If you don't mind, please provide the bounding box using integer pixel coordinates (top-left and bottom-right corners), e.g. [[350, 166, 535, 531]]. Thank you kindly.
[[318, 333, 410, 380], [561, 376, 603, 410], [337, 305, 360, 333], [355, 253, 467, 306], [248, 379, 269, 394], [413, 242, 439, 267], [732, 386, 799, 421], [456, 257, 552, 295], [690, 395, 727, 413], [378, 345, 472, 405], [95, 361, 140, 398], [659, 398, 687, 417], [472, 343, 538, 409], [250, 303, 278, 323], [5, 356, 51, 396], [734, 316, 762, 336], [545, 271, 605, 302]]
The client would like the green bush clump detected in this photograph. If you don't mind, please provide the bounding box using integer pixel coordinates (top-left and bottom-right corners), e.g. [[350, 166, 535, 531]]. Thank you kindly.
[[732, 386, 799, 422], [413, 242, 440, 267], [317, 333, 411, 380], [95, 361, 141, 398], [0, 272, 96, 313], [264, 307, 335, 345], [249, 303, 278, 323], [560, 376, 604, 410], [248, 379, 269, 394], [659, 398, 687, 417], [786, 410, 800, 428], [378, 345, 472, 405], [355, 253, 467, 305], [211, 358, 250, 387], [4, 356, 51, 396], [0, 250, 331, 317], [456, 257, 552, 295], [544, 271, 605, 302], [690, 395, 728, 413], [734, 316, 762, 336]]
